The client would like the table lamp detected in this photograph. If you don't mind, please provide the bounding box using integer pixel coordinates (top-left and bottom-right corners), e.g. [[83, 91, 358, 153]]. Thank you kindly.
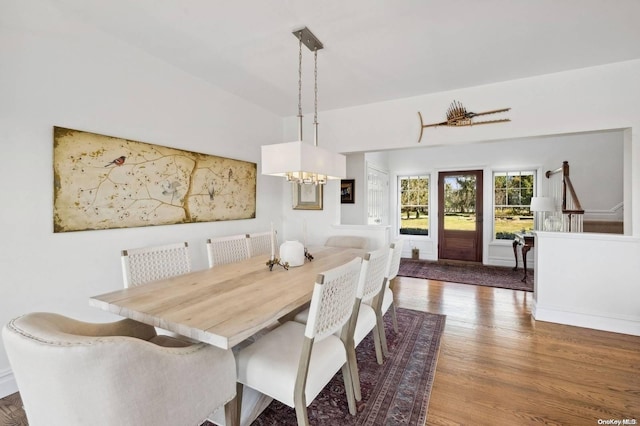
[[530, 196, 556, 231]]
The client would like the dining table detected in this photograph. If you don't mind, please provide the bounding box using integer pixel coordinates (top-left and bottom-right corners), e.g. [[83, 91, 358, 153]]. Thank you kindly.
[[89, 245, 364, 350], [90, 245, 365, 426]]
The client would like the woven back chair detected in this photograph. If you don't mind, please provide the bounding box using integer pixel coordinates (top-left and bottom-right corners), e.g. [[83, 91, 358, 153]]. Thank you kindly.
[[360, 247, 390, 306], [386, 238, 404, 281], [344, 247, 389, 400], [206, 234, 250, 267], [247, 231, 273, 257], [378, 239, 405, 357], [121, 242, 191, 288], [235, 257, 362, 425]]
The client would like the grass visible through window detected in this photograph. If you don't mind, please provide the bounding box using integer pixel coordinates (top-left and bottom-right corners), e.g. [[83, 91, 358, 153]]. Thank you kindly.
[[400, 214, 533, 238]]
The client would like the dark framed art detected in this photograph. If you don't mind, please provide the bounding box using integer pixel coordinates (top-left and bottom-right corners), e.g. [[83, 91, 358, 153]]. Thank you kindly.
[[341, 179, 355, 204]]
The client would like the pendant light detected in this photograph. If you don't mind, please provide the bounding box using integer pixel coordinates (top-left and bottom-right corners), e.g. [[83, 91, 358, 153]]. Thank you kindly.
[[261, 27, 346, 185]]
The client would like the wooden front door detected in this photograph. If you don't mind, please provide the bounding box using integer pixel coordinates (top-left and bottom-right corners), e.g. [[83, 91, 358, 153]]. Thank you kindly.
[[438, 170, 483, 262]]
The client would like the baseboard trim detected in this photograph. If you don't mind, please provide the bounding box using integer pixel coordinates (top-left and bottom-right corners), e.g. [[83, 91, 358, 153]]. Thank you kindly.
[[0, 368, 17, 398], [532, 302, 640, 336]]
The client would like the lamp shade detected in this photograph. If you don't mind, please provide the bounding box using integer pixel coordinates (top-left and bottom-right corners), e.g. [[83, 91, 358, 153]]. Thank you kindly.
[[529, 196, 555, 212], [261, 141, 346, 183]]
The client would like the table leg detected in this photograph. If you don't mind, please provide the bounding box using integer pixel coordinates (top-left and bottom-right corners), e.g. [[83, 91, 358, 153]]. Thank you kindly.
[[521, 245, 531, 282], [512, 240, 519, 271], [224, 388, 240, 426]]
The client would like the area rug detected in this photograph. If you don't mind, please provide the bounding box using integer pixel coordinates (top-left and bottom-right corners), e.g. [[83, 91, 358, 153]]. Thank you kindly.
[[398, 259, 533, 292], [204, 308, 445, 426]]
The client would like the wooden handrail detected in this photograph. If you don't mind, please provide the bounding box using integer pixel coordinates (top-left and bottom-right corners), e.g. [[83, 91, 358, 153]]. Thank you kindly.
[[564, 176, 584, 213], [545, 161, 584, 232], [545, 167, 562, 178], [545, 160, 569, 179]]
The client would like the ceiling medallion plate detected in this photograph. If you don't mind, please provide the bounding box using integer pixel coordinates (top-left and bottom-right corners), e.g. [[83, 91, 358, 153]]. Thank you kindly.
[[292, 27, 323, 51]]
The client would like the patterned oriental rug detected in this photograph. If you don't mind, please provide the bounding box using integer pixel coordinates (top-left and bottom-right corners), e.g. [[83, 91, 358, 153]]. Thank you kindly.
[[204, 308, 445, 426], [398, 259, 534, 292]]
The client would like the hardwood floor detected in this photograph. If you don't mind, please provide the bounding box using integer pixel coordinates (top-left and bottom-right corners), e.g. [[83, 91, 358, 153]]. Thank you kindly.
[[394, 277, 640, 425], [2, 277, 638, 425]]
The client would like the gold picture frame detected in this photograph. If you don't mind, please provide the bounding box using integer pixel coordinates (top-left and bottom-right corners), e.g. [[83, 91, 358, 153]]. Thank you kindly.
[[292, 183, 323, 210]]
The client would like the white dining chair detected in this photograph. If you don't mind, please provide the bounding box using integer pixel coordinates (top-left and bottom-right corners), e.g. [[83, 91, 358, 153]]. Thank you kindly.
[[206, 234, 250, 267], [344, 247, 389, 401], [121, 242, 194, 344], [2, 312, 237, 426], [247, 231, 272, 257], [121, 241, 191, 288], [378, 239, 404, 356], [293, 248, 388, 401], [234, 257, 362, 425]]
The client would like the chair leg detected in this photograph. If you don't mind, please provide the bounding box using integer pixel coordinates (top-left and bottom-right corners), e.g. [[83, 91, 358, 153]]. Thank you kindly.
[[372, 324, 384, 365], [296, 405, 309, 426], [294, 404, 310, 426], [376, 310, 389, 357], [346, 343, 362, 401], [341, 363, 357, 415], [390, 302, 399, 333], [294, 381, 309, 426]]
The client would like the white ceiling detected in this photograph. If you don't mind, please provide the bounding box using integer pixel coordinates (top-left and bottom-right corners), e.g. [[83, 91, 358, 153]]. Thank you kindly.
[[50, 0, 640, 117]]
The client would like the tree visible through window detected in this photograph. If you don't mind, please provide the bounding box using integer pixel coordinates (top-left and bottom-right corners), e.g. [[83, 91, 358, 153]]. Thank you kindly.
[[399, 175, 429, 235], [443, 174, 477, 230], [494, 171, 535, 239]]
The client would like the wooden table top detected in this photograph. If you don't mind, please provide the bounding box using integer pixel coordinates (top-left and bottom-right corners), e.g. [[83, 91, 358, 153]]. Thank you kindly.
[[90, 246, 364, 349]]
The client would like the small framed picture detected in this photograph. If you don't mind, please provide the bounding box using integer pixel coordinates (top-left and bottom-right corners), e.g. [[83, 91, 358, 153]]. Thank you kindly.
[[341, 179, 355, 204], [293, 183, 323, 210]]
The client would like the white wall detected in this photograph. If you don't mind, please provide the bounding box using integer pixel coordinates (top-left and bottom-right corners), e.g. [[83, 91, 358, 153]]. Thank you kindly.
[[340, 153, 366, 225], [286, 60, 640, 236], [0, 0, 283, 396], [284, 59, 640, 337], [339, 152, 392, 227], [280, 178, 341, 246], [534, 232, 640, 336], [3, 0, 640, 400], [383, 130, 624, 266]]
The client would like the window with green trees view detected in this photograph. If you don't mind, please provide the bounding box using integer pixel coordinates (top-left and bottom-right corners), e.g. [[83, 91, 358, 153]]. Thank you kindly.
[[400, 175, 429, 235], [494, 171, 535, 240]]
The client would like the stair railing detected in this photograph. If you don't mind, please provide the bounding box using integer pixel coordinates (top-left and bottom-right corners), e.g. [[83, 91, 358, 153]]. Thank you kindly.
[[545, 161, 584, 232]]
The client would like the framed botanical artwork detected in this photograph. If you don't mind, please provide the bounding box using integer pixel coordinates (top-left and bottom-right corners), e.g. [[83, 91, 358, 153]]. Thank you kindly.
[[341, 179, 355, 204], [293, 183, 323, 210], [53, 126, 256, 232]]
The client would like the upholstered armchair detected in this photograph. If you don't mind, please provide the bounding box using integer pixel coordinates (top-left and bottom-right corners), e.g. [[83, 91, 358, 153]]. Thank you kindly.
[[2, 312, 237, 426], [324, 235, 369, 250]]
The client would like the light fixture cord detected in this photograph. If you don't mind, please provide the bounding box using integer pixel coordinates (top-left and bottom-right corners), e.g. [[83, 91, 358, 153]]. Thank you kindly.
[[297, 34, 303, 142], [313, 48, 319, 147]]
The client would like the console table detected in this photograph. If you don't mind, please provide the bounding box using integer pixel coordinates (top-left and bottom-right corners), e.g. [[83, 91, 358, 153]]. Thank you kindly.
[[512, 233, 534, 282]]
